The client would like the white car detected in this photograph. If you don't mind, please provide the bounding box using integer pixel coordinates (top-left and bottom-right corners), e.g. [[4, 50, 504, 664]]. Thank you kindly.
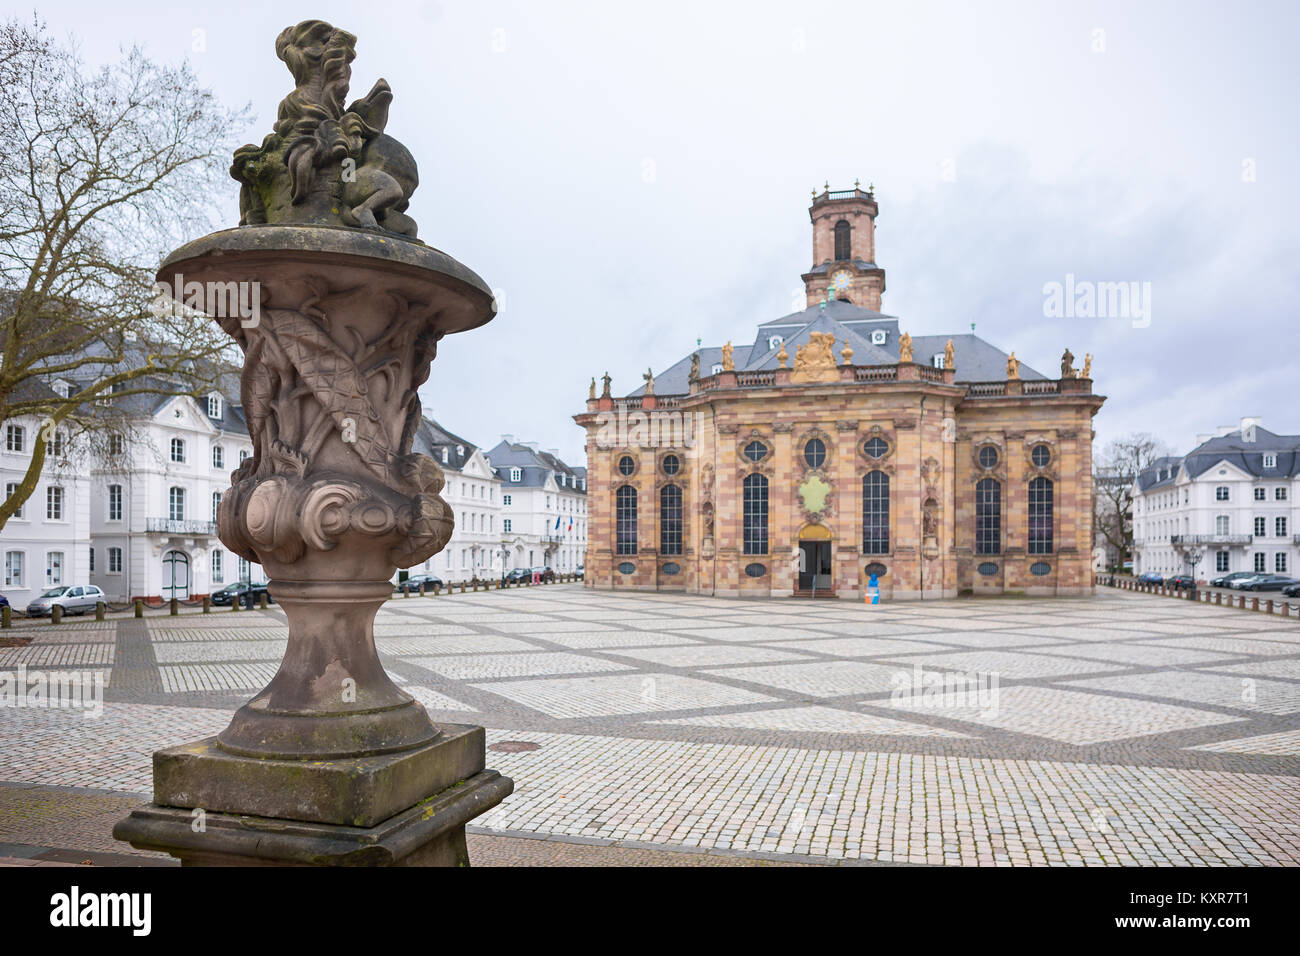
[[26, 585, 106, 617]]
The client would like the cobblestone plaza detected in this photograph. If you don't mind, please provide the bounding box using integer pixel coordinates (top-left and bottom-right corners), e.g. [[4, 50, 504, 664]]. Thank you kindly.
[[2, 585, 1298, 866]]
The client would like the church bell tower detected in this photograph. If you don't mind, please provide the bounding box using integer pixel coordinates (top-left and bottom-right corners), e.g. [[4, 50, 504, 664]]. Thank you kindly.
[[802, 183, 886, 310]]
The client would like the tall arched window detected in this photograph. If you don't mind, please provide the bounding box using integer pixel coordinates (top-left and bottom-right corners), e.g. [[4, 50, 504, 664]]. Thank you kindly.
[[660, 484, 682, 556], [975, 478, 1001, 554], [834, 219, 851, 261], [1028, 477, 1054, 554], [862, 471, 890, 554], [616, 485, 637, 555], [743, 473, 768, 555]]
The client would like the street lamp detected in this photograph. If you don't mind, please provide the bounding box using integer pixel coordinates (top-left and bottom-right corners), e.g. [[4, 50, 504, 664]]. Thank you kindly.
[[1185, 549, 1203, 597]]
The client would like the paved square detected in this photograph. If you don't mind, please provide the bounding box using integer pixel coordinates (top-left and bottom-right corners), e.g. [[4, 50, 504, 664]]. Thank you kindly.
[[2, 585, 1298, 866]]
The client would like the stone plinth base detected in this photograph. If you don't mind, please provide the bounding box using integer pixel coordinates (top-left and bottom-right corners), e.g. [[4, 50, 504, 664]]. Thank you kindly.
[[113, 722, 512, 866]]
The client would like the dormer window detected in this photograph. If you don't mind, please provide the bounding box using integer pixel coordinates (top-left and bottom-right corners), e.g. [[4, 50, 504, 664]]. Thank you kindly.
[[1263, 454, 1276, 469], [53, 379, 71, 399], [710, 363, 722, 375], [931, 353, 945, 369], [510, 467, 521, 482], [870, 330, 887, 346], [441, 447, 449, 464], [207, 394, 223, 419], [834, 220, 851, 261], [767, 335, 784, 350], [456, 445, 464, 456]]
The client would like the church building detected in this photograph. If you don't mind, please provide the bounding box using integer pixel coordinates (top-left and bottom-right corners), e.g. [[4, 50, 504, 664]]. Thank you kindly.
[[575, 185, 1104, 599]]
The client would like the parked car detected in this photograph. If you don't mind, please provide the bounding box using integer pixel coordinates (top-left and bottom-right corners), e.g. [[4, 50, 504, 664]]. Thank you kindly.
[[502, 568, 531, 584], [1229, 574, 1265, 590], [1210, 571, 1256, 588], [1166, 575, 1196, 590], [26, 585, 105, 617], [1137, 572, 1164, 585], [395, 573, 443, 594], [0, 594, 8, 609], [1282, 582, 1300, 597], [1241, 574, 1299, 592], [530, 566, 555, 583], [211, 582, 273, 607]]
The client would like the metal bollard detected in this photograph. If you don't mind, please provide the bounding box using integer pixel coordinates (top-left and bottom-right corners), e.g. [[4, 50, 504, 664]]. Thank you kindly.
[[134, 598, 143, 618], [51, 604, 63, 625], [95, 601, 105, 621]]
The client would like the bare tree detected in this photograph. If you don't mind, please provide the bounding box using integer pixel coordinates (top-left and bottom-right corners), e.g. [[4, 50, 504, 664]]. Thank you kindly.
[[1093, 432, 1173, 570], [0, 15, 250, 532]]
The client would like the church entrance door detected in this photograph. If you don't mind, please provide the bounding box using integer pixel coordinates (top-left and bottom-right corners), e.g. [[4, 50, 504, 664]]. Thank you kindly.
[[796, 524, 834, 596]]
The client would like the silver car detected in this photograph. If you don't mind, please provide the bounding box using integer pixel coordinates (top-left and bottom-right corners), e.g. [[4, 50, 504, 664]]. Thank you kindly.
[[26, 584, 106, 617]]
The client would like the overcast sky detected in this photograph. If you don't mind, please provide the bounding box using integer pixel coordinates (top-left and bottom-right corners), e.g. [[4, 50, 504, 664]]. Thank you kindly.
[[27, 0, 1299, 464]]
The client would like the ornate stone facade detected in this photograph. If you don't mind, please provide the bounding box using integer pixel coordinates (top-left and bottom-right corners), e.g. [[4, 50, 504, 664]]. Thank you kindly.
[[575, 189, 1104, 600]]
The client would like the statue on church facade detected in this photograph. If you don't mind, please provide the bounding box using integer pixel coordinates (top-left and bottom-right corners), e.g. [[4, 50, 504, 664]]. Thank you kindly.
[[898, 332, 913, 364]]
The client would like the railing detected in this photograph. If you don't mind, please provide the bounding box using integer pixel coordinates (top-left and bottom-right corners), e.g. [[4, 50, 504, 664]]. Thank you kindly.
[[1170, 534, 1251, 546], [146, 518, 218, 535], [735, 371, 775, 387], [826, 190, 858, 200], [917, 366, 946, 383], [1023, 380, 1059, 394], [614, 397, 643, 410], [656, 396, 682, 408], [855, 365, 897, 382], [965, 382, 1006, 397]]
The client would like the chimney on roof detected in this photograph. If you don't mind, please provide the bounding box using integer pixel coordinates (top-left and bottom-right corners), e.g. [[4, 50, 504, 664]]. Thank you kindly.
[[1241, 416, 1261, 442]]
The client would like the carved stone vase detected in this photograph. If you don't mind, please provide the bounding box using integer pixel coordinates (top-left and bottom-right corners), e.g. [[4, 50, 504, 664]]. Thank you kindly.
[[114, 20, 511, 867]]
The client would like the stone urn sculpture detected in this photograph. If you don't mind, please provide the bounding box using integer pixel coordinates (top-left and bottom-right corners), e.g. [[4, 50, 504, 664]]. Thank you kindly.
[[114, 19, 512, 866]]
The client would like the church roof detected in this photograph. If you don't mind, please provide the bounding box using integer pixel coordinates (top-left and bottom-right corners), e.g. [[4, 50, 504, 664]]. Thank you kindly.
[[627, 300, 1046, 397]]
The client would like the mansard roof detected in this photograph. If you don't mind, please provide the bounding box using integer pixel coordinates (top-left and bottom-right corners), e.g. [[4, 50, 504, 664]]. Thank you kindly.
[[627, 298, 1046, 397], [484, 439, 586, 492], [1136, 427, 1300, 491]]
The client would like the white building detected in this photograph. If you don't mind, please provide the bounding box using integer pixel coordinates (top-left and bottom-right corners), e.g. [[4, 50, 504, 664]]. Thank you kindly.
[[1, 388, 93, 606], [412, 418, 505, 583], [484, 437, 587, 574], [87, 382, 260, 602], [1132, 417, 1299, 580]]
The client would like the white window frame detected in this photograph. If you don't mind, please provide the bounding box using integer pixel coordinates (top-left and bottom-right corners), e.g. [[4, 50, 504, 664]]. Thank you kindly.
[[5, 482, 23, 519], [108, 547, 123, 574], [170, 437, 186, 463], [212, 445, 224, 469], [108, 484, 123, 522], [46, 551, 63, 586], [5, 424, 23, 453], [169, 486, 186, 522], [47, 485, 64, 521], [4, 550, 23, 587], [207, 394, 223, 419]]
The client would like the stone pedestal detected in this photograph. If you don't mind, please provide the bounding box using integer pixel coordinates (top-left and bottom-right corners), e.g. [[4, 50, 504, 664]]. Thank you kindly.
[[114, 21, 513, 864]]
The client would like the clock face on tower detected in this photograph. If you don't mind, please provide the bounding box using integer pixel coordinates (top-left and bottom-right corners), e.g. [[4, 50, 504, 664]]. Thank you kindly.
[[831, 269, 852, 291]]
